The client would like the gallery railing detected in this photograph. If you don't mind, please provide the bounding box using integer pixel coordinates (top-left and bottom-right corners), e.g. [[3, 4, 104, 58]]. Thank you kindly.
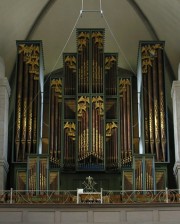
[[102, 189, 177, 204], [0, 189, 77, 204], [0, 188, 180, 204]]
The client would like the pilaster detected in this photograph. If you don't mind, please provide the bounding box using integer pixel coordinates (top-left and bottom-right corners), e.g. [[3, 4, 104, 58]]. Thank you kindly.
[[0, 57, 10, 190], [172, 63, 180, 188]]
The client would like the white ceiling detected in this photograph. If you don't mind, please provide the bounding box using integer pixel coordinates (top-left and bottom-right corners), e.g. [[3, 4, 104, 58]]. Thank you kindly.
[[0, 0, 180, 82]]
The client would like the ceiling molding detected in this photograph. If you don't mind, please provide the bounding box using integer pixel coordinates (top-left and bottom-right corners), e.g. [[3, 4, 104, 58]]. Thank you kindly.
[[127, 0, 159, 40], [26, 0, 57, 40]]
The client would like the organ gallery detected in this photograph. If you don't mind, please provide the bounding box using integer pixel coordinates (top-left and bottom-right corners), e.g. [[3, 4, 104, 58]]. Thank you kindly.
[[10, 29, 169, 191]]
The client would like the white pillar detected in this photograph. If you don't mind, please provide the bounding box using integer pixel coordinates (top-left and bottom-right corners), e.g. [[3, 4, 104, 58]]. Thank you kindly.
[[172, 63, 180, 189], [0, 57, 10, 190]]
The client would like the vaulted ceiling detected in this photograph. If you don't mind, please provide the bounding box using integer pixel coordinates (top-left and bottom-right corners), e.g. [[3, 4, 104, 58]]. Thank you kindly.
[[0, 0, 180, 86]]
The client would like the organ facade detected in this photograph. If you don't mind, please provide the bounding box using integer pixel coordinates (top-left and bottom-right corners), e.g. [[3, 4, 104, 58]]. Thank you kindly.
[[10, 29, 169, 191]]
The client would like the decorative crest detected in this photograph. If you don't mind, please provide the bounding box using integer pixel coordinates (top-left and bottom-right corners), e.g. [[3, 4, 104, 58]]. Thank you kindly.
[[65, 55, 76, 72], [64, 122, 76, 140], [77, 32, 90, 51], [78, 96, 90, 117], [106, 122, 118, 137], [92, 31, 104, 48], [92, 96, 104, 116], [105, 56, 117, 70], [18, 44, 40, 79], [51, 79, 63, 102], [119, 79, 131, 96], [141, 43, 163, 73]]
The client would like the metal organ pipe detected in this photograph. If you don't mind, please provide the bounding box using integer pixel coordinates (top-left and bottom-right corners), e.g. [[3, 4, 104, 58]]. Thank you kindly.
[[148, 66, 155, 155], [157, 48, 166, 162]]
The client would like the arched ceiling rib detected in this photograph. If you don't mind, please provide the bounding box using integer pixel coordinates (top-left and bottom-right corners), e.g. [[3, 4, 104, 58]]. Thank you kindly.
[[128, 0, 159, 40], [26, 0, 57, 40]]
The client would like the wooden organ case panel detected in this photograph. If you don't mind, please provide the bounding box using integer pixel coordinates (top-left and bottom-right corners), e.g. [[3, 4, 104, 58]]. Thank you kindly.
[[28, 156, 38, 191], [49, 170, 59, 191], [155, 167, 167, 190], [16, 169, 27, 191], [122, 169, 133, 191]]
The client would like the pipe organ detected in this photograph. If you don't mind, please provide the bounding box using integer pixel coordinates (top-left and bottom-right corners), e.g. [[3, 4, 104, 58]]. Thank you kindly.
[[12, 31, 169, 192], [14, 41, 44, 162], [126, 41, 169, 191], [138, 42, 168, 162]]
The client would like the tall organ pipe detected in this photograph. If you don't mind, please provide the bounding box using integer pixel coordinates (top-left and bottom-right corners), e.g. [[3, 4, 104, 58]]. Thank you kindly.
[[15, 52, 23, 161], [27, 72, 33, 154], [158, 49, 166, 162], [21, 62, 29, 161], [153, 58, 161, 161], [127, 81, 131, 158], [143, 74, 150, 153], [148, 66, 155, 155], [50, 87, 55, 157]]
